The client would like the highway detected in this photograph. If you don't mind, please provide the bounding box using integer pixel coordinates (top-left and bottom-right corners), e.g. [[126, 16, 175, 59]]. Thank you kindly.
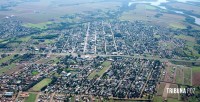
[[0, 52, 200, 63]]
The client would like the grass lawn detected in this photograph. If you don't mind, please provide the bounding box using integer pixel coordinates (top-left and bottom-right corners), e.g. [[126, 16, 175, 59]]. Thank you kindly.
[[46, 57, 60, 64], [70, 96, 75, 102], [157, 82, 166, 95], [192, 66, 200, 72], [17, 36, 32, 42], [167, 98, 181, 102], [152, 96, 163, 102], [0, 54, 14, 65], [44, 39, 56, 44], [154, 34, 161, 38], [65, 68, 75, 73], [31, 78, 52, 91], [23, 22, 52, 29], [183, 68, 191, 85], [88, 61, 111, 79], [183, 41, 200, 57], [175, 68, 183, 84], [25, 93, 37, 102], [0, 63, 16, 75], [174, 35, 195, 42], [31, 70, 39, 76], [169, 23, 186, 29]]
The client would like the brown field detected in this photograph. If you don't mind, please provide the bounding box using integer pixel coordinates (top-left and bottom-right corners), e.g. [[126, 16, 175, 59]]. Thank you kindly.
[[192, 72, 200, 86]]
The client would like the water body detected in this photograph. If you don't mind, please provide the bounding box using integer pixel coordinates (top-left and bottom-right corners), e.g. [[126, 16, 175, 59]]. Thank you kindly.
[[174, 10, 200, 25], [128, 0, 200, 25], [176, 0, 199, 3], [188, 15, 200, 25], [128, 0, 168, 8]]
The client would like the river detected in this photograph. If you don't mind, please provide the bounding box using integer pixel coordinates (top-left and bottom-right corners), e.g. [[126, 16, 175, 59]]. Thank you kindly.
[[128, 0, 200, 25]]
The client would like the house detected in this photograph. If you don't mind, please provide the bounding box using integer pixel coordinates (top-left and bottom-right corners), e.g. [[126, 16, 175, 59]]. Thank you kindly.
[[4, 92, 14, 97]]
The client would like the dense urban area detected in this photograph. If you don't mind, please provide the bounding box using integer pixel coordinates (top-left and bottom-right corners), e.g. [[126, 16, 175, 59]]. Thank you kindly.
[[0, 0, 200, 102]]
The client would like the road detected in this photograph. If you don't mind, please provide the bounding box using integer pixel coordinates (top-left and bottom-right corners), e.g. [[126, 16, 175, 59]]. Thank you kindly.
[[94, 29, 97, 55], [109, 23, 118, 52], [0, 52, 200, 63], [102, 21, 107, 54], [83, 22, 90, 54]]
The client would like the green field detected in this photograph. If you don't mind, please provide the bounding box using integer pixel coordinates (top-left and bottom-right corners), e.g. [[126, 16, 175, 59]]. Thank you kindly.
[[175, 67, 182, 84], [167, 98, 181, 102], [23, 22, 52, 29], [169, 23, 186, 29], [31, 70, 39, 76], [25, 93, 37, 102], [192, 66, 200, 72], [88, 61, 111, 79], [184, 41, 200, 57], [17, 36, 32, 42], [0, 63, 16, 75], [174, 35, 195, 42], [31, 78, 52, 91], [0, 55, 14, 65], [152, 96, 163, 102], [184, 68, 191, 85], [154, 34, 161, 38]]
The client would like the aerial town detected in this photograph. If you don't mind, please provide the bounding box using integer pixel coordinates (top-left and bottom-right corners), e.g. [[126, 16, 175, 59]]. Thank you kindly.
[[0, 0, 200, 102]]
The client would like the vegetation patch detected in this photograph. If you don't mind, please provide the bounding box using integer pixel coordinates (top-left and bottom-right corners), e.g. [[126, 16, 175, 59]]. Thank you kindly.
[[184, 41, 200, 57], [169, 23, 186, 29], [183, 68, 191, 85], [31, 78, 52, 91], [31, 70, 39, 76], [25, 93, 37, 102], [0, 54, 14, 65], [152, 96, 163, 102], [157, 82, 166, 95], [17, 36, 32, 42], [192, 66, 200, 86], [0, 63, 16, 75], [32, 34, 58, 39], [174, 35, 195, 42], [88, 61, 111, 79], [23, 22, 52, 29], [167, 98, 181, 102]]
